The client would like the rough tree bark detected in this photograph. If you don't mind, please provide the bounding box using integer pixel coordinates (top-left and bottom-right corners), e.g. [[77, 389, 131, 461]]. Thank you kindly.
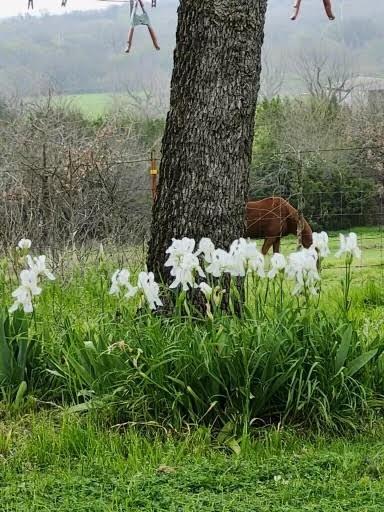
[[147, 0, 268, 279]]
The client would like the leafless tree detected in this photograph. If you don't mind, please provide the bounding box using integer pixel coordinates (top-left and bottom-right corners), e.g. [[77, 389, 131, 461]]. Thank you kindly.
[[259, 49, 286, 99], [0, 95, 154, 251], [118, 75, 170, 120], [294, 47, 356, 104]]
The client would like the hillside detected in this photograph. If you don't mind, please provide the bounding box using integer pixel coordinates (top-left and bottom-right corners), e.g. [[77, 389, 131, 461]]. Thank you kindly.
[[0, 0, 383, 98]]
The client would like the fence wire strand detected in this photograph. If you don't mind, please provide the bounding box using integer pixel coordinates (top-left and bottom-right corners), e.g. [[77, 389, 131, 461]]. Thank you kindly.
[[2, 143, 384, 277]]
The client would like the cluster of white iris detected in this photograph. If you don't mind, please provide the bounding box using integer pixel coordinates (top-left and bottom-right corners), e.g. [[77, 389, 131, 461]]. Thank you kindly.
[[10, 239, 55, 313], [109, 270, 163, 311], [7, 232, 361, 314], [109, 231, 361, 310]]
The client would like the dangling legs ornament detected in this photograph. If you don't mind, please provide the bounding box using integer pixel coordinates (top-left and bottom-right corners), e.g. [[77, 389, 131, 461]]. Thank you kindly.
[[291, 0, 335, 21], [126, 0, 160, 53]]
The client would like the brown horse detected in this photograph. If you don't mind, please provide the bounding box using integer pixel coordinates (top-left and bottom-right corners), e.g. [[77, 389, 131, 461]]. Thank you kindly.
[[246, 197, 313, 255]]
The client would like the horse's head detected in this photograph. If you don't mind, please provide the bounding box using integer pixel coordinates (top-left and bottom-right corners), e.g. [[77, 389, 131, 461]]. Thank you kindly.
[[301, 225, 313, 249], [292, 212, 313, 249]]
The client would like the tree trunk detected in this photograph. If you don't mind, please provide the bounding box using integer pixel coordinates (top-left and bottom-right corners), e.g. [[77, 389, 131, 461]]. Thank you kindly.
[[147, 0, 268, 280]]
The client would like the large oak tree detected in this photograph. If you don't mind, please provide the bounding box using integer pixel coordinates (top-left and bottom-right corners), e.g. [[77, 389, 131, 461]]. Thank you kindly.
[[147, 0, 268, 278]]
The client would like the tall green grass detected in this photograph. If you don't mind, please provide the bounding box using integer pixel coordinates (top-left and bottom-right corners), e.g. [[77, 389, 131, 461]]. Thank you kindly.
[[44, 308, 383, 433]]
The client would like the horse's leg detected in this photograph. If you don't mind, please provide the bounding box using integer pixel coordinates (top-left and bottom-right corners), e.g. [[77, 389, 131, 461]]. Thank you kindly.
[[273, 238, 281, 253], [262, 238, 274, 256]]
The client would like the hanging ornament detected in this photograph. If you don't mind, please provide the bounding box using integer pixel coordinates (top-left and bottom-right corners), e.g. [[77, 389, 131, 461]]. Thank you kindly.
[[25, 0, 161, 53], [291, 0, 335, 21], [27, 0, 68, 8], [125, 0, 160, 53]]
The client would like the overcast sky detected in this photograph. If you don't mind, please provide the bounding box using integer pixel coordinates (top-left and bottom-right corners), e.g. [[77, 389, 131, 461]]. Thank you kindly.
[[0, 0, 113, 18]]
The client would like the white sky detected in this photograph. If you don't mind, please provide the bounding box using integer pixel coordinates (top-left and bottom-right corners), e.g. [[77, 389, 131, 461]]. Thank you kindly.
[[0, 0, 113, 18]]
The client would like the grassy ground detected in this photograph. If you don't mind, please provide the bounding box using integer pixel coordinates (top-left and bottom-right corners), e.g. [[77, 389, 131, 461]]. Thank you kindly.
[[1, 413, 384, 511]]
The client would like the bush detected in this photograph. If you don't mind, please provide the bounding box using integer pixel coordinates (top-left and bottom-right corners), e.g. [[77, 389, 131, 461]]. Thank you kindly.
[[0, 99, 158, 249]]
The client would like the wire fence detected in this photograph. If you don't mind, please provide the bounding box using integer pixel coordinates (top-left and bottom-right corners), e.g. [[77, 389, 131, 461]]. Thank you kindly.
[[2, 142, 384, 282], [247, 144, 384, 283]]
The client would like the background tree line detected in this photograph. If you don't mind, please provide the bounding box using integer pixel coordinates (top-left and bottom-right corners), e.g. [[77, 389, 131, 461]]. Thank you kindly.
[[1, 1, 384, 98], [0, 91, 383, 249]]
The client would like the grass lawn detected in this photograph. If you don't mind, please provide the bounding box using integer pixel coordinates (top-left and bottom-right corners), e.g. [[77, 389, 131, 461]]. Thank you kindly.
[[1, 413, 384, 511]]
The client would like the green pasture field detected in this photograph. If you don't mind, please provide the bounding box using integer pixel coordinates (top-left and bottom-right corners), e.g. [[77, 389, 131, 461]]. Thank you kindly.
[[296, 227, 382, 275], [271, 227, 384, 323], [57, 92, 129, 117], [270, 226, 383, 282], [25, 92, 133, 118], [61, 93, 113, 117], [25, 92, 116, 118], [45, 92, 141, 118]]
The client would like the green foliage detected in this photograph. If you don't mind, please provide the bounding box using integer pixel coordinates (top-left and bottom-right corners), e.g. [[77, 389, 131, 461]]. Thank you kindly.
[[46, 309, 383, 433], [8, 243, 378, 434], [136, 117, 166, 147], [0, 309, 40, 404]]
